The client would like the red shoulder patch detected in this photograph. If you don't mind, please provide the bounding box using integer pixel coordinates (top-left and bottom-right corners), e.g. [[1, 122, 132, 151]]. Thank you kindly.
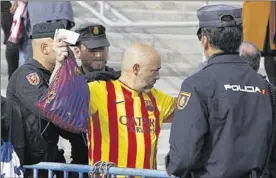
[[26, 72, 40, 86]]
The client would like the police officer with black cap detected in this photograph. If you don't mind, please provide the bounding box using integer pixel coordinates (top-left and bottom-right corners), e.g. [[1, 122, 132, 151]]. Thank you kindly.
[[6, 21, 68, 178], [72, 23, 120, 82], [165, 4, 275, 178]]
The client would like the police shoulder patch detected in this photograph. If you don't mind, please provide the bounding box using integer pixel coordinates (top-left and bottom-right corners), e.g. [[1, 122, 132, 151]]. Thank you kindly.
[[26, 72, 40, 86], [177, 91, 191, 110]]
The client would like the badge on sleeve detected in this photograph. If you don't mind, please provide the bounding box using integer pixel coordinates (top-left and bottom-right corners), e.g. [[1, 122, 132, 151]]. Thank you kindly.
[[26, 72, 40, 86], [177, 92, 191, 110]]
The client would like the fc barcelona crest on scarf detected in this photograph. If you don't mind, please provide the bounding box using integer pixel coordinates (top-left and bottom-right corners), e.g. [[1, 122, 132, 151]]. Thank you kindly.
[[177, 92, 191, 110], [46, 90, 56, 104], [145, 100, 155, 112]]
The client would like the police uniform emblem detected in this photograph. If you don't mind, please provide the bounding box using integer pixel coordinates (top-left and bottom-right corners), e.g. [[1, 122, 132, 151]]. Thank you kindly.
[[145, 100, 154, 112], [26, 72, 40, 86], [177, 92, 191, 110], [93, 26, 99, 35]]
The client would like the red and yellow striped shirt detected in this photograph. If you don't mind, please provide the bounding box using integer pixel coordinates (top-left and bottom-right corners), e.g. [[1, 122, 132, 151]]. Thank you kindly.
[[88, 80, 176, 169]]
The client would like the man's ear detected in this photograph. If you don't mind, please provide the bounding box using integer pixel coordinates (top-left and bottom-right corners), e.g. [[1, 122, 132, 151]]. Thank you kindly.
[[133, 63, 140, 76], [74, 47, 81, 59], [41, 42, 49, 55], [201, 36, 209, 51]]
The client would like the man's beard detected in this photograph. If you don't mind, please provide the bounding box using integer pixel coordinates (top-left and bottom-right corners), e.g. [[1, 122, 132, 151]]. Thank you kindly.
[[85, 59, 106, 72], [143, 80, 156, 90], [86, 65, 105, 72]]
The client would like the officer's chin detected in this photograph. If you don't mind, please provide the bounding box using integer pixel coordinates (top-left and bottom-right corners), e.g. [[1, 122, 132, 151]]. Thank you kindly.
[[87, 65, 105, 72]]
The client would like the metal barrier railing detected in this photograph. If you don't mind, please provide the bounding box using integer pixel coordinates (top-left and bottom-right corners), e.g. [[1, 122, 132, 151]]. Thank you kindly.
[[24, 162, 176, 178], [76, 1, 202, 28]]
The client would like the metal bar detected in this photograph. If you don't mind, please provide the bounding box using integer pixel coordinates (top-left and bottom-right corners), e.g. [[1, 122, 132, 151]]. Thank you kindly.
[[33, 169, 38, 178], [76, 1, 199, 28], [24, 162, 93, 173], [24, 162, 175, 177], [79, 172, 84, 178], [76, 1, 110, 24], [108, 167, 172, 178], [48, 169, 53, 178], [109, 20, 198, 28], [108, 21, 198, 28], [99, 1, 105, 15], [98, 1, 131, 22], [64, 171, 69, 178]]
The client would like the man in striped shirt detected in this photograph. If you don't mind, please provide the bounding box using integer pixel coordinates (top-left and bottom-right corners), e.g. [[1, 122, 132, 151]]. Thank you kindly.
[[51, 39, 177, 169]]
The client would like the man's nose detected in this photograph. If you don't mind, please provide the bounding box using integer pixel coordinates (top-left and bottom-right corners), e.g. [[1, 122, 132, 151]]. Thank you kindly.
[[94, 51, 104, 58]]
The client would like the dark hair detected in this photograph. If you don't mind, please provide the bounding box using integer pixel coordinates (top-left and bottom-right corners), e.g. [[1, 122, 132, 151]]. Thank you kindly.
[[201, 25, 243, 53], [239, 41, 261, 71]]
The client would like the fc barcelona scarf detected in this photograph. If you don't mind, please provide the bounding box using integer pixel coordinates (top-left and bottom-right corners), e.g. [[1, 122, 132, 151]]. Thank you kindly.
[[36, 48, 90, 133]]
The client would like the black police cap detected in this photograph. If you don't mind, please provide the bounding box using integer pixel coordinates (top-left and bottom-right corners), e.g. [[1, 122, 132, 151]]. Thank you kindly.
[[196, 4, 242, 35], [31, 21, 66, 39], [74, 23, 110, 49]]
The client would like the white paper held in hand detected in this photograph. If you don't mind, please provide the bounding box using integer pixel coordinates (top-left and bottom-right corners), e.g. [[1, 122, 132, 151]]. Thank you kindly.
[[54, 29, 80, 45]]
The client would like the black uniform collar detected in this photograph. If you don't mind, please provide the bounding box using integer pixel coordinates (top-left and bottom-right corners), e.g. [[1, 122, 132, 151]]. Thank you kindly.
[[80, 66, 112, 74], [25, 59, 51, 75], [203, 52, 246, 69], [80, 65, 121, 82]]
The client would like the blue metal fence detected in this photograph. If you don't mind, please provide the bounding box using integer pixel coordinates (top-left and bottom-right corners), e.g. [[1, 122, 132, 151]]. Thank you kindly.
[[24, 162, 176, 178]]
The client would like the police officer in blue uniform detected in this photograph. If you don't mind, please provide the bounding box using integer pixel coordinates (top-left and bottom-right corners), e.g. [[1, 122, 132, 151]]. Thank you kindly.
[[165, 5, 275, 178], [72, 23, 120, 82], [6, 21, 68, 178]]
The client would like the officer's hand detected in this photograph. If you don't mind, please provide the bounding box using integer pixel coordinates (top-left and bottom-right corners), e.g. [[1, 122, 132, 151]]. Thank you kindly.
[[53, 35, 68, 64]]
